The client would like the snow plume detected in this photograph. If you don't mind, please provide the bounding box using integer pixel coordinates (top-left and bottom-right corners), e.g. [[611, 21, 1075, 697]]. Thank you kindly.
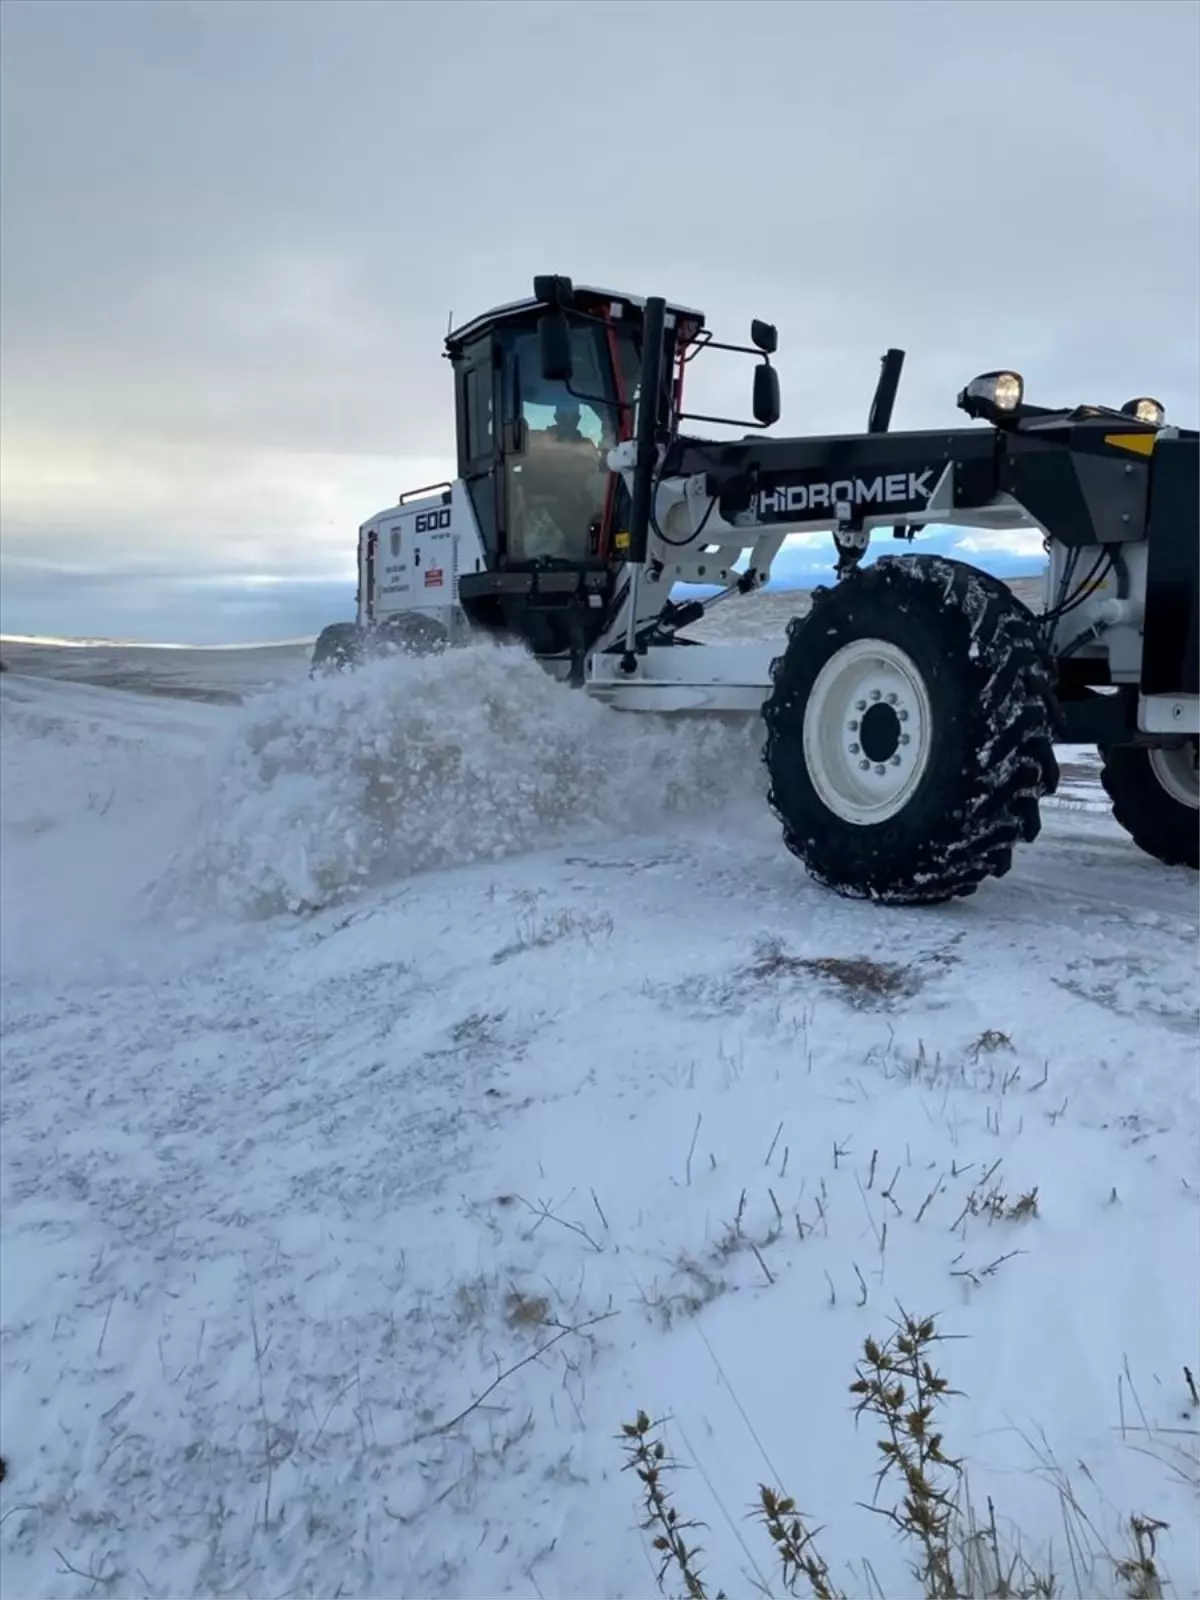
[[157, 640, 767, 919]]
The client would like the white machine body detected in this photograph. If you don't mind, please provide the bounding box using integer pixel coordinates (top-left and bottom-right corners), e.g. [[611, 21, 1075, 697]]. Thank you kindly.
[[354, 450, 1198, 737]]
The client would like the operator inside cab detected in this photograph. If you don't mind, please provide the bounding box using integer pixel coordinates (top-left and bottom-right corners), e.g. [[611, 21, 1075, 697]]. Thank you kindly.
[[550, 399, 586, 442], [513, 385, 614, 564]]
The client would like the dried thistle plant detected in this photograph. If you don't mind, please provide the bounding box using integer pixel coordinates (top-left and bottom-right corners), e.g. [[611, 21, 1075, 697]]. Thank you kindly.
[[756, 1485, 845, 1600], [619, 1410, 722, 1600], [849, 1312, 964, 1599], [621, 1311, 1164, 1600]]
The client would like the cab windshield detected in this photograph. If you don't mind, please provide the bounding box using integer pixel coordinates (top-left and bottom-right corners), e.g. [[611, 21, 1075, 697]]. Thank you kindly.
[[504, 323, 627, 565]]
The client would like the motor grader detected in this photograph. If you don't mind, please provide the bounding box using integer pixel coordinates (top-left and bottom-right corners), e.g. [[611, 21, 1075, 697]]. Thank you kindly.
[[312, 276, 1198, 903]]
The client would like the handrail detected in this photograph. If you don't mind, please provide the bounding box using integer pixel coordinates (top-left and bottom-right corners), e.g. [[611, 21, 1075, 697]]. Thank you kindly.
[[398, 481, 453, 506]]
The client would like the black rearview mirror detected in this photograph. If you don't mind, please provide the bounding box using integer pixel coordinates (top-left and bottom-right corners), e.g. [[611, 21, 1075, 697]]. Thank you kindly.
[[753, 362, 780, 427], [538, 313, 573, 382], [751, 319, 778, 356]]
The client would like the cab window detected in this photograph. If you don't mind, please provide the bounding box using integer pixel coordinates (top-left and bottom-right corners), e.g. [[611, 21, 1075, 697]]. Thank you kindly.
[[503, 324, 620, 565]]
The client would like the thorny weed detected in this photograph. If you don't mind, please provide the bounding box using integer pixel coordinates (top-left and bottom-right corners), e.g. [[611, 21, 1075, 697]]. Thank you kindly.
[[622, 1313, 1172, 1600], [757, 1486, 842, 1600], [621, 1409, 726, 1600], [849, 1312, 969, 1598]]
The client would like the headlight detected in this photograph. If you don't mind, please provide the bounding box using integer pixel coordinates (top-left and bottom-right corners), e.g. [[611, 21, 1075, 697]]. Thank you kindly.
[[1121, 396, 1165, 427], [957, 370, 1025, 424]]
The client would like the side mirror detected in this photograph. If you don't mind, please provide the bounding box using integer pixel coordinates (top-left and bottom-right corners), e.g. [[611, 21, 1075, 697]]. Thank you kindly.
[[751, 319, 778, 356], [538, 312, 573, 382], [753, 361, 780, 427]]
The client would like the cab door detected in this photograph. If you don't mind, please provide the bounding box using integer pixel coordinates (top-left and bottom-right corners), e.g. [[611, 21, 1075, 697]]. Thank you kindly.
[[500, 323, 618, 569], [455, 335, 504, 563]]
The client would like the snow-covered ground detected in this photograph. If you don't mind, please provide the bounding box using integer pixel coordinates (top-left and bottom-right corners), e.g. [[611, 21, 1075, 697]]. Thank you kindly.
[[1, 636, 1197, 1600]]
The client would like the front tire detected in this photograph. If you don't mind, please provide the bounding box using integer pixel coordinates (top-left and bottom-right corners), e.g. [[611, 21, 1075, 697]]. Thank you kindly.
[[1100, 741, 1198, 869], [762, 555, 1061, 905]]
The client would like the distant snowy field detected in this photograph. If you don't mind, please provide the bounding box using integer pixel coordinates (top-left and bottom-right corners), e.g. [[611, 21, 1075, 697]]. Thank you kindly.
[[1, 622, 1196, 1600]]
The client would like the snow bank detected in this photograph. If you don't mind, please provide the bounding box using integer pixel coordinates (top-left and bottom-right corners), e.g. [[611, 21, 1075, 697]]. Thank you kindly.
[[157, 640, 768, 919]]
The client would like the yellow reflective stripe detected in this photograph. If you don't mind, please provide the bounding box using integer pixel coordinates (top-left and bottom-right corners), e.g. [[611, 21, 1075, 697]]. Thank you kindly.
[[1103, 432, 1156, 456]]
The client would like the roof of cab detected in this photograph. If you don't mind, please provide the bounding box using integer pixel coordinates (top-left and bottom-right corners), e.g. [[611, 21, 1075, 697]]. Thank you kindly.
[[445, 284, 706, 350]]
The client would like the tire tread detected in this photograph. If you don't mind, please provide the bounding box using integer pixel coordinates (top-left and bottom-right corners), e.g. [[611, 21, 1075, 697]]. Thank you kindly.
[[762, 555, 1060, 904]]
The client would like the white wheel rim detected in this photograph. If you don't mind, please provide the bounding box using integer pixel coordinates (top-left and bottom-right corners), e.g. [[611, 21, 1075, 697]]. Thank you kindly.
[[802, 638, 934, 826], [1149, 742, 1199, 811]]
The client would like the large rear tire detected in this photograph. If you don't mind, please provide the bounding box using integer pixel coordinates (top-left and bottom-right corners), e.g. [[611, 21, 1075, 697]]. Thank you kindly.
[[370, 611, 449, 658], [310, 613, 451, 676], [762, 555, 1061, 905], [1100, 741, 1198, 869], [310, 622, 364, 675]]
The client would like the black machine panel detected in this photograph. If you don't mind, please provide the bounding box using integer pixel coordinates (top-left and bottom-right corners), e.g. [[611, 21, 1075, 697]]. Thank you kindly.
[[1141, 433, 1199, 699]]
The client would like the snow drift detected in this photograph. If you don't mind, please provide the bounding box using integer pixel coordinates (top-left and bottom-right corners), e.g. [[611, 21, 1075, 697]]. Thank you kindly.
[[2, 644, 1197, 1600], [156, 640, 768, 919]]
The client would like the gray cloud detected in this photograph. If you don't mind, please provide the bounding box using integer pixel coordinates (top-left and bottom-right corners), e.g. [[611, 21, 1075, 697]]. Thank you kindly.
[[1, 0, 1196, 641]]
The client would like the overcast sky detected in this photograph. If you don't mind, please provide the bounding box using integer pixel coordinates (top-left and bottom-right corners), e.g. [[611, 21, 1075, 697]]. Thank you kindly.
[[2, 0, 1196, 643]]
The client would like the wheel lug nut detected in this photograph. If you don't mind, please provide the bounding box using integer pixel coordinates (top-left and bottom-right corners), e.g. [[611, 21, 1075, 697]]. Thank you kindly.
[[848, 720, 859, 731], [886, 692, 898, 704], [891, 755, 903, 766], [848, 742, 860, 754], [898, 710, 909, 722], [859, 759, 870, 771], [875, 764, 886, 775], [900, 733, 911, 745], [869, 689, 882, 701], [854, 699, 867, 712]]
